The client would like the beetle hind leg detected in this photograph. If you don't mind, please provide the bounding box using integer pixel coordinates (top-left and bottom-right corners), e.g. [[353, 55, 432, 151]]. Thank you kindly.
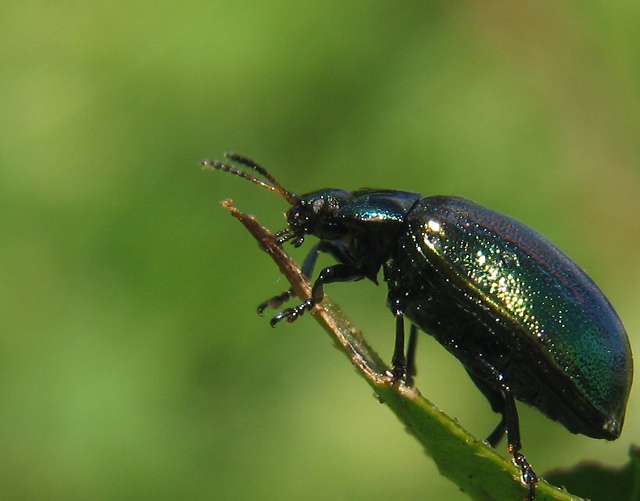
[[467, 367, 538, 500], [501, 388, 538, 500]]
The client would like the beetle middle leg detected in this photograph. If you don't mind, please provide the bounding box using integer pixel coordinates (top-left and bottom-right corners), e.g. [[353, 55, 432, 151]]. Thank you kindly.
[[466, 371, 508, 447], [391, 314, 418, 385]]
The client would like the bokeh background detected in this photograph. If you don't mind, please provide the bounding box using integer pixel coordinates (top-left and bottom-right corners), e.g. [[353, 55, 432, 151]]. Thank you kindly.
[[2, 1, 640, 500]]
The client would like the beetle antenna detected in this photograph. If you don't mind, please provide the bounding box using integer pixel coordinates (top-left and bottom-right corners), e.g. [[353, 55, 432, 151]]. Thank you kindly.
[[202, 153, 300, 205]]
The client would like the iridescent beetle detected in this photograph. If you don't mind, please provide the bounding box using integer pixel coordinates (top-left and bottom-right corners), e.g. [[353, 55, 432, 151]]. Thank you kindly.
[[204, 153, 633, 500]]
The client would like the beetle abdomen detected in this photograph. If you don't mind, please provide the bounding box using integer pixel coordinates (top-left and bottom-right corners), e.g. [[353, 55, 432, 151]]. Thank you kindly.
[[394, 196, 632, 439]]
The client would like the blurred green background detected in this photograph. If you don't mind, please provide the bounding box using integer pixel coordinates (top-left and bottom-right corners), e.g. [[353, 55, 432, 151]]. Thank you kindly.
[[2, 1, 639, 500]]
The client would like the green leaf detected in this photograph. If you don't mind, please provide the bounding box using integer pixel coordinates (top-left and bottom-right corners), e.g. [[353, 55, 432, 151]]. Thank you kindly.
[[545, 445, 640, 501]]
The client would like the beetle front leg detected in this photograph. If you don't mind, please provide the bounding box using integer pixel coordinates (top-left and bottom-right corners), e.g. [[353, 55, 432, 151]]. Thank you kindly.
[[257, 243, 323, 316], [258, 240, 356, 316], [270, 263, 365, 326]]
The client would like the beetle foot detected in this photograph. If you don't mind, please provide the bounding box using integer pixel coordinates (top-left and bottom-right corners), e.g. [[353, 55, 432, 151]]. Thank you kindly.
[[389, 365, 414, 387], [270, 299, 315, 326], [512, 451, 538, 500], [257, 289, 294, 315]]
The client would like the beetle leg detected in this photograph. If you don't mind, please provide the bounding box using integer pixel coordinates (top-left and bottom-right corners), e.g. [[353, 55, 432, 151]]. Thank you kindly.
[[271, 263, 366, 325], [486, 414, 507, 449], [257, 243, 322, 315], [390, 316, 418, 385], [391, 313, 407, 380], [258, 240, 356, 315], [406, 324, 418, 383], [502, 387, 538, 500], [314, 239, 358, 268], [465, 371, 508, 447], [257, 289, 295, 316], [469, 363, 538, 499]]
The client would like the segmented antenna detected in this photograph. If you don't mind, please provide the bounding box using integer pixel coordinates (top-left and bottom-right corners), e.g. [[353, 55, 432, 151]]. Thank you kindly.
[[202, 153, 300, 205]]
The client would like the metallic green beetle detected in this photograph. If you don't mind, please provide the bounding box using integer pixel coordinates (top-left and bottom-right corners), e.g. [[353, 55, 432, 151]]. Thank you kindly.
[[206, 154, 633, 501]]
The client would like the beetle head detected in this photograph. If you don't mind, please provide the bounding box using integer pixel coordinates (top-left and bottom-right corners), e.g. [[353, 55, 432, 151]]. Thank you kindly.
[[204, 153, 349, 247], [280, 189, 351, 247]]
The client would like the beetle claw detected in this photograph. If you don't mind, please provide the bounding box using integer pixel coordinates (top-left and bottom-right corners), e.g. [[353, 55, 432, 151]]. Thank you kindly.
[[512, 451, 538, 500], [390, 365, 406, 381], [269, 299, 315, 326], [257, 289, 294, 316]]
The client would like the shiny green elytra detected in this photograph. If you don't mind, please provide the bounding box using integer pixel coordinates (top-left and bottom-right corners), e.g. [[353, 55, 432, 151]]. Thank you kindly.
[[205, 154, 634, 501], [397, 196, 632, 440]]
